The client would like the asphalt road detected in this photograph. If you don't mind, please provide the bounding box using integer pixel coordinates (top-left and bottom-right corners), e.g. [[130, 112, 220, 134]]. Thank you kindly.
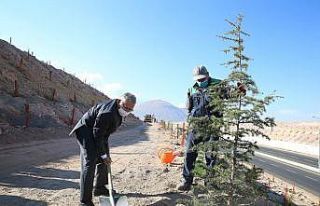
[[253, 147, 320, 197], [258, 146, 318, 168]]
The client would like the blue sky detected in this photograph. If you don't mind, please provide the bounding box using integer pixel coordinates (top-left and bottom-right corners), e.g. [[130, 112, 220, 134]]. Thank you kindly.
[[1, 0, 319, 121]]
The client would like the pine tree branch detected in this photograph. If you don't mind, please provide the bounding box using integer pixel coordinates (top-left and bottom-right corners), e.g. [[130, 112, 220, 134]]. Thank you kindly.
[[225, 19, 238, 28], [240, 31, 250, 36], [217, 35, 242, 42]]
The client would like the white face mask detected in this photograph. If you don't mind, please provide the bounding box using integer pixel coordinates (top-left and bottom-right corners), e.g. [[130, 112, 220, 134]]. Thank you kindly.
[[118, 107, 130, 117]]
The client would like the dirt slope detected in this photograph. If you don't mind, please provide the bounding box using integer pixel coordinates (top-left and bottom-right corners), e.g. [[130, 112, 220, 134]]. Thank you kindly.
[[263, 121, 320, 146], [0, 39, 141, 145]]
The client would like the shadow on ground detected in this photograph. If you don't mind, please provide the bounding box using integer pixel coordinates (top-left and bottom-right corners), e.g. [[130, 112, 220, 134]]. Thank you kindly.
[[0, 195, 48, 206], [263, 189, 299, 206], [0, 166, 79, 190], [122, 191, 191, 206], [0, 124, 150, 205]]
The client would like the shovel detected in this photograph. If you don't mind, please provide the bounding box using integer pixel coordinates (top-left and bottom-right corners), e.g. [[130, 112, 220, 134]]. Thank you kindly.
[[99, 164, 129, 206]]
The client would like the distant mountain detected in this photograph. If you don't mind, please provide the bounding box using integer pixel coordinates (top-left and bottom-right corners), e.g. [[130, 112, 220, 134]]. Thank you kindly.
[[133, 100, 187, 122]]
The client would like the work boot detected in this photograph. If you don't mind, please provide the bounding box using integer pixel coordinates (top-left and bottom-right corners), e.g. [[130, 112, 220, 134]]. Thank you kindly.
[[177, 180, 192, 191], [79, 201, 94, 206], [93, 187, 116, 196]]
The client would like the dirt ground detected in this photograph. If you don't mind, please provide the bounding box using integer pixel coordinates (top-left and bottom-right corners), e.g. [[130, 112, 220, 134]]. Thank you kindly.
[[0, 123, 191, 206], [258, 172, 319, 206], [1, 123, 318, 206]]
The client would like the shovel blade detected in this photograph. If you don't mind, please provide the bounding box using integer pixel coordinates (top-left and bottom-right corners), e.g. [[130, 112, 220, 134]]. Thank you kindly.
[[99, 196, 129, 206], [115, 196, 129, 206]]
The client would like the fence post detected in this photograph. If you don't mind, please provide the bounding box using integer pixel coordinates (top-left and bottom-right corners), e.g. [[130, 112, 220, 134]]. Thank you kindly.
[[70, 107, 75, 126], [51, 88, 56, 101], [24, 103, 30, 128], [171, 123, 174, 136], [37, 83, 42, 95], [13, 80, 19, 97], [284, 186, 288, 206], [181, 122, 186, 146], [176, 124, 179, 139], [292, 182, 295, 194], [17, 57, 23, 69], [49, 71, 52, 81]]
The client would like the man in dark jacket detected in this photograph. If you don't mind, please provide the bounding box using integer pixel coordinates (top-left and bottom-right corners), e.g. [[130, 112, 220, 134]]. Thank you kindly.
[[178, 65, 246, 191], [178, 65, 222, 191], [69, 92, 136, 206]]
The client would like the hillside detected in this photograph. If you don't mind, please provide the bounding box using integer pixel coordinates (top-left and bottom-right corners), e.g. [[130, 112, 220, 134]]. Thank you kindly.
[[133, 99, 187, 122], [0, 39, 140, 144], [262, 121, 320, 146]]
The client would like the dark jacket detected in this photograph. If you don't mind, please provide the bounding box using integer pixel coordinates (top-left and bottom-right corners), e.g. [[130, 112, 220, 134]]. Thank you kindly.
[[187, 77, 222, 117], [69, 99, 122, 157]]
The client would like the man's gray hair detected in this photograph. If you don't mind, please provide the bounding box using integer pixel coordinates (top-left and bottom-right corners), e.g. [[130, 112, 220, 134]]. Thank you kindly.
[[120, 92, 136, 104]]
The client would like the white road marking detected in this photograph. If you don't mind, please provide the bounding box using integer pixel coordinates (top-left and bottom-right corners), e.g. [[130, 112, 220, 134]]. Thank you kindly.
[[255, 151, 320, 174], [285, 168, 292, 173], [305, 175, 318, 182], [269, 163, 277, 167], [290, 170, 297, 174]]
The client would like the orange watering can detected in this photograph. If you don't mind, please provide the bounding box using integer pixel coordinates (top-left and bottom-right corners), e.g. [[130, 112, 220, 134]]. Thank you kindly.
[[157, 147, 181, 164]]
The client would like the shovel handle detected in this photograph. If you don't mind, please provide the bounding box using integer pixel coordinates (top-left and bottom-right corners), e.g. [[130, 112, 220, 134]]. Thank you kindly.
[[107, 164, 115, 206]]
